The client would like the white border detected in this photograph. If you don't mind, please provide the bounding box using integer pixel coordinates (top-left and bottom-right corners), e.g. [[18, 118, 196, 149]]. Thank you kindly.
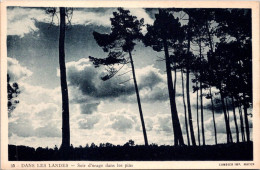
[[1, 1, 259, 169]]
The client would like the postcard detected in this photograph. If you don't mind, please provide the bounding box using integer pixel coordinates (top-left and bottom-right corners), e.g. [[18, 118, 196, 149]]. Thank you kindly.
[[1, 1, 259, 169]]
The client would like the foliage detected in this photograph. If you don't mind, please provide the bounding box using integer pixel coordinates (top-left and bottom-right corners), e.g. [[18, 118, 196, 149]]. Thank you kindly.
[[7, 74, 20, 115]]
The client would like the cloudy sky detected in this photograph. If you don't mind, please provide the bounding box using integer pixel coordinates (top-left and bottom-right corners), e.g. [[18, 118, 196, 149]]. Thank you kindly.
[[7, 7, 252, 148]]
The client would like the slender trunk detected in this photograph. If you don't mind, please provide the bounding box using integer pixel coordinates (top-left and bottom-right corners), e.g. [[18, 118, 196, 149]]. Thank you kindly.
[[209, 87, 217, 145], [59, 7, 70, 150], [243, 93, 250, 142], [196, 82, 200, 146], [206, 17, 218, 145], [181, 68, 190, 146], [237, 58, 250, 143], [173, 61, 177, 91], [162, 37, 184, 146], [225, 98, 230, 122], [173, 58, 183, 145], [200, 75, 205, 145], [186, 17, 196, 146], [231, 97, 239, 143], [128, 51, 148, 146], [205, 19, 213, 52], [199, 39, 205, 145], [238, 101, 246, 142], [220, 91, 232, 143], [225, 98, 233, 143]]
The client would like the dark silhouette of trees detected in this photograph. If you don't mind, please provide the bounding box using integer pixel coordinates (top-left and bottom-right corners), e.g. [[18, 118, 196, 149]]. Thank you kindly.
[[143, 9, 184, 146], [213, 9, 252, 143], [182, 9, 197, 146], [190, 17, 207, 145], [182, 9, 218, 145], [206, 41, 234, 144], [231, 97, 239, 143], [202, 10, 218, 145], [206, 87, 217, 144], [181, 67, 190, 146], [169, 8, 252, 145], [195, 82, 200, 146], [171, 44, 191, 146], [90, 8, 149, 146], [8, 141, 253, 161], [7, 74, 20, 116], [238, 101, 246, 142]]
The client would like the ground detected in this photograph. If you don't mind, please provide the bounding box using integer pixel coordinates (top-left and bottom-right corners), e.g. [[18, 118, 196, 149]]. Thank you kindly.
[[8, 141, 253, 161]]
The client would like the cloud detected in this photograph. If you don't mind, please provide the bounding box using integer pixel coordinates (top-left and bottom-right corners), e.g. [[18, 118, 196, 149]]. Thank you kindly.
[[8, 81, 62, 138], [66, 58, 166, 102], [189, 86, 233, 114], [111, 115, 134, 132], [127, 8, 154, 33], [7, 7, 50, 37], [9, 116, 35, 137], [65, 58, 135, 99], [7, 7, 154, 37], [17, 83, 60, 105], [78, 116, 99, 129], [135, 117, 153, 132], [202, 97, 233, 114], [157, 115, 173, 134], [8, 57, 33, 82], [34, 123, 61, 138], [136, 64, 164, 89], [73, 8, 154, 31], [80, 103, 100, 114], [139, 84, 169, 102], [72, 9, 114, 27], [9, 77, 252, 147], [9, 102, 61, 138], [128, 8, 154, 25], [109, 109, 137, 132]]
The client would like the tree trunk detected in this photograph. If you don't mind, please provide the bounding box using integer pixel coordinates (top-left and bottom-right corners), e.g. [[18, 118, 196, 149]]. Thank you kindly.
[[199, 39, 205, 145], [209, 87, 217, 144], [225, 98, 230, 122], [200, 77, 205, 145], [128, 51, 148, 146], [181, 68, 190, 146], [220, 91, 232, 143], [206, 17, 218, 145], [173, 57, 184, 145], [243, 93, 250, 142], [231, 97, 239, 143], [196, 82, 200, 146], [225, 98, 233, 143], [238, 101, 246, 142], [186, 18, 196, 146], [205, 19, 213, 53], [59, 7, 70, 150], [163, 38, 184, 146], [236, 57, 250, 143]]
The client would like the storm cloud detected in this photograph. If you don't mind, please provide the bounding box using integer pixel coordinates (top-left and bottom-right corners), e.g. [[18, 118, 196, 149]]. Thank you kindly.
[[66, 58, 167, 101]]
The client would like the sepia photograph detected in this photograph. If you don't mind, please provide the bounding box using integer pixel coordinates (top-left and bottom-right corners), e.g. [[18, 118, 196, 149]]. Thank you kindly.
[[1, 1, 259, 169]]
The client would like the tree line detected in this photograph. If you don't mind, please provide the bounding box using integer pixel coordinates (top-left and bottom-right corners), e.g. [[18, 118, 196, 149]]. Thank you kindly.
[[89, 8, 252, 147], [8, 7, 252, 150]]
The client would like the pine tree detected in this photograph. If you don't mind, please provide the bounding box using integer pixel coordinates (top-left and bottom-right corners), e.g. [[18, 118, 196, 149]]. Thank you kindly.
[[7, 74, 20, 116], [143, 9, 184, 146], [46, 7, 73, 150], [90, 8, 148, 146]]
